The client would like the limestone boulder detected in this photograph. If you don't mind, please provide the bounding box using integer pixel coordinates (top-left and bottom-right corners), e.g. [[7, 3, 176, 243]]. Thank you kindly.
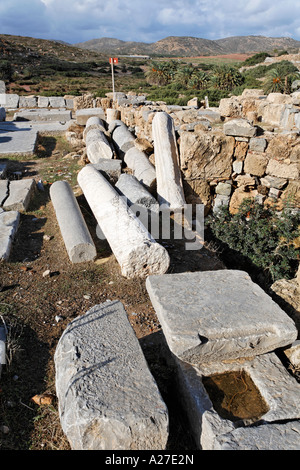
[[224, 118, 257, 138], [219, 97, 242, 117], [266, 159, 299, 180], [179, 129, 235, 181], [244, 152, 269, 177], [229, 187, 258, 214]]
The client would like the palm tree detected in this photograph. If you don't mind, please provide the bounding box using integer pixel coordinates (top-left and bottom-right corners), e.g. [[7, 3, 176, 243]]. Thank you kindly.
[[263, 65, 300, 94], [211, 65, 244, 91], [174, 63, 195, 86], [188, 70, 209, 90], [145, 60, 178, 86]]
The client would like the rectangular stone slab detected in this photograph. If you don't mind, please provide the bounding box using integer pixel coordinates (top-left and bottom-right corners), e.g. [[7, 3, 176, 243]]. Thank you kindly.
[[3, 179, 36, 212], [54, 301, 169, 450], [0, 210, 20, 260], [146, 270, 297, 364]]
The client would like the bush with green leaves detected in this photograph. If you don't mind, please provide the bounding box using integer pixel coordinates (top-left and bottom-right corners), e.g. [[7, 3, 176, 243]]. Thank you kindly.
[[243, 52, 272, 66], [206, 199, 300, 283]]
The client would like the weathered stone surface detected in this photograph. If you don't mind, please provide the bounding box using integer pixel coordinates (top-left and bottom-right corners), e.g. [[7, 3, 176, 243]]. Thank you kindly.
[[281, 180, 300, 206], [124, 146, 156, 192], [110, 120, 136, 158], [90, 160, 122, 185], [213, 421, 300, 450], [85, 128, 113, 162], [215, 182, 232, 196], [76, 107, 105, 125], [50, 180, 96, 263], [106, 108, 121, 123], [173, 350, 300, 450], [260, 175, 287, 189], [13, 108, 72, 122], [78, 165, 170, 278], [249, 137, 267, 152], [19, 96, 37, 108], [49, 96, 66, 108], [283, 340, 300, 369], [0, 122, 38, 156], [37, 96, 49, 108], [180, 130, 234, 181], [219, 97, 242, 117], [232, 160, 243, 174], [3, 94, 19, 108], [0, 210, 20, 261], [0, 89, 20, 108], [3, 179, 36, 212], [213, 194, 230, 213], [83, 116, 106, 142], [0, 180, 8, 205], [224, 118, 257, 137], [152, 112, 186, 210], [229, 187, 258, 214], [116, 173, 159, 212], [266, 159, 299, 180], [55, 301, 169, 450], [146, 270, 297, 364], [244, 152, 269, 177]]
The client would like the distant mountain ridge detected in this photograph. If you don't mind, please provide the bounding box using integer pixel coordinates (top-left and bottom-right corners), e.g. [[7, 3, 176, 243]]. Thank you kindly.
[[74, 35, 300, 57]]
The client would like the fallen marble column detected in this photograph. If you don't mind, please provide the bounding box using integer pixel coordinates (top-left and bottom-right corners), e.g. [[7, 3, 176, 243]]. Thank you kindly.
[[124, 146, 156, 192], [77, 164, 170, 278], [90, 159, 122, 185], [85, 127, 113, 163], [83, 116, 107, 142], [115, 173, 158, 212], [50, 180, 96, 263], [152, 111, 186, 210], [109, 120, 135, 158], [55, 301, 169, 450]]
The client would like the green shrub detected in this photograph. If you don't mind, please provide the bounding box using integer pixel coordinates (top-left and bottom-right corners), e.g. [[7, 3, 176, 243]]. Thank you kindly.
[[244, 52, 272, 66], [206, 199, 300, 283]]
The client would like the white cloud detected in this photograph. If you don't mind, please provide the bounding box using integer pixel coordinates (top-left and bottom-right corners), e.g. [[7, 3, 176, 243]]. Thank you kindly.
[[0, 0, 299, 44]]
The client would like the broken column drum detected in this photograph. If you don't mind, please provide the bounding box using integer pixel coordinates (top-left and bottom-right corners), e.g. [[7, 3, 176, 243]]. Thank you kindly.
[[124, 146, 156, 192], [77, 164, 170, 278], [152, 111, 186, 210], [50, 180, 96, 263], [83, 116, 107, 142], [85, 127, 113, 163], [109, 120, 135, 158]]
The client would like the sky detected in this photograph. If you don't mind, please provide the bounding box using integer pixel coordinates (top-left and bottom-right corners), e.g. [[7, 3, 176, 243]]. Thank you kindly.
[[0, 0, 300, 45]]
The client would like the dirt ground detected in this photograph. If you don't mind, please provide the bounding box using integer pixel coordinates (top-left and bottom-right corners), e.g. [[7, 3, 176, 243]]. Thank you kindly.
[[0, 133, 227, 450], [0, 132, 298, 451]]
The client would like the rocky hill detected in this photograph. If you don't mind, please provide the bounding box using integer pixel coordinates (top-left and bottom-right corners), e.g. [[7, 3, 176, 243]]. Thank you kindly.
[[75, 35, 300, 57]]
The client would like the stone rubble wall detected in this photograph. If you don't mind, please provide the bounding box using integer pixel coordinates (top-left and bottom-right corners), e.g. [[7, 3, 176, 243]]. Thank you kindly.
[[108, 89, 300, 216]]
